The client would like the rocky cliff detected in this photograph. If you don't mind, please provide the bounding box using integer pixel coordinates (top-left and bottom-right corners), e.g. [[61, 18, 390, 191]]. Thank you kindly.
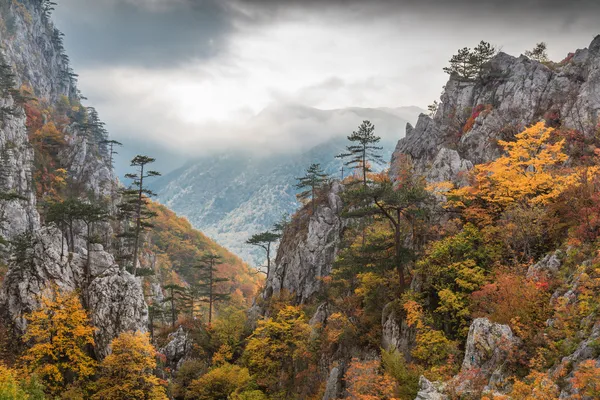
[[392, 35, 600, 183], [0, 0, 146, 357], [390, 36, 600, 400], [258, 182, 344, 307]]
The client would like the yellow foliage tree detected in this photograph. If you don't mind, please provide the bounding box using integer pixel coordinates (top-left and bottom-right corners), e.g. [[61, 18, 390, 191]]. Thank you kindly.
[[92, 331, 167, 400], [186, 363, 252, 400], [449, 122, 579, 209], [0, 364, 28, 399], [21, 288, 96, 395], [244, 306, 312, 395]]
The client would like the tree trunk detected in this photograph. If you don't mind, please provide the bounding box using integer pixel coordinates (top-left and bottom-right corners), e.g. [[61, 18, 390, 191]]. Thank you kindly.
[[132, 164, 144, 276]]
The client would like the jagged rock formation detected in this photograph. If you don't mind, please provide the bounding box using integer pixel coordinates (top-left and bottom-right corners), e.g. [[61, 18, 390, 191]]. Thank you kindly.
[[0, 0, 147, 357], [392, 35, 600, 182], [381, 302, 416, 359], [259, 182, 344, 306], [159, 326, 193, 371], [460, 318, 520, 390], [414, 318, 519, 399], [415, 377, 446, 400], [527, 250, 562, 279]]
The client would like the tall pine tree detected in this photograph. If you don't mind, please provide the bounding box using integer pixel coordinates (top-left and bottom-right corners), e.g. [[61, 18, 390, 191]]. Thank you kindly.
[[246, 231, 281, 277], [194, 253, 230, 325], [337, 120, 383, 188], [118, 155, 160, 275], [295, 163, 328, 212]]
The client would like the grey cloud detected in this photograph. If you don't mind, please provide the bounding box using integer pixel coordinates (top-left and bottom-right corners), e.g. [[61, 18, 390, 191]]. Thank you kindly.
[[53, 0, 233, 68]]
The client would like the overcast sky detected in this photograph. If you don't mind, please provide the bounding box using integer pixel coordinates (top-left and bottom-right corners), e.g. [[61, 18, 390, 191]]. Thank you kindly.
[[52, 0, 600, 171]]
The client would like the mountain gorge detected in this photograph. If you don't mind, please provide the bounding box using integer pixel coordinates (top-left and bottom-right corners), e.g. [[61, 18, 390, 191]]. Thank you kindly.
[[154, 104, 422, 265], [1, 0, 600, 399]]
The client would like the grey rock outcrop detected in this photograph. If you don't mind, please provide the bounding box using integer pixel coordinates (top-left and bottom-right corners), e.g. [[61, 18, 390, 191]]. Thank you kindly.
[[260, 182, 344, 306], [381, 302, 416, 359], [392, 36, 600, 182], [459, 318, 520, 391], [415, 377, 446, 400], [527, 251, 562, 279], [87, 268, 148, 358], [0, 226, 147, 357], [322, 365, 343, 400], [159, 326, 193, 371]]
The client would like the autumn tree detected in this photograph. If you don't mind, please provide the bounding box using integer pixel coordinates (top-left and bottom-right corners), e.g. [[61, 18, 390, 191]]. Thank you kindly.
[[337, 120, 383, 188], [295, 163, 328, 212], [245, 230, 281, 276], [525, 42, 549, 63], [244, 306, 312, 395], [195, 253, 230, 325], [118, 155, 161, 275], [186, 363, 252, 400], [92, 331, 167, 400], [448, 122, 579, 213], [345, 358, 398, 400], [21, 288, 96, 395]]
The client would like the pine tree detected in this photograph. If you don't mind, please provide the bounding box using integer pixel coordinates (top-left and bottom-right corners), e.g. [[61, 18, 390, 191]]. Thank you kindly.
[[337, 120, 383, 188], [295, 163, 329, 212], [118, 155, 161, 275], [246, 231, 281, 276], [194, 253, 230, 325], [77, 202, 109, 296], [525, 42, 549, 62], [162, 283, 185, 328], [100, 139, 122, 169], [443, 41, 496, 81]]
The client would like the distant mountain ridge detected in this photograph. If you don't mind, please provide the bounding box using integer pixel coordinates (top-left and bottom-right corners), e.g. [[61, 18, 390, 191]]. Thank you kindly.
[[153, 104, 423, 265]]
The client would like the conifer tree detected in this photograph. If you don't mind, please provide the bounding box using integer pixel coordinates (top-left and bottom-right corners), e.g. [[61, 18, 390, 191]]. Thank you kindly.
[[337, 120, 383, 188], [195, 253, 230, 325], [295, 163, 329, 212], [246, 231, 281, 276], [443, 41, 496, 81], [118, 155, 160, 275], [77, 202, 109, 294], [162, 283, 185, 328], [100, 139, 122, 169], [525, 42, 549, 62]]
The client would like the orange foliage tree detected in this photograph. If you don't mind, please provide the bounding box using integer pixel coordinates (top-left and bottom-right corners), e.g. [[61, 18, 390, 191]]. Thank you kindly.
[[448, 122, 580, 212], [92, 331, 167, 400], [345, 358, 398, 400], [21, 288, 96, 395]]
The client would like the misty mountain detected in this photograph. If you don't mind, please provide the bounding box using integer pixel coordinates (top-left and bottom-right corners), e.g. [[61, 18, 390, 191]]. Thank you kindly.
[[152, 105, 423, 265]]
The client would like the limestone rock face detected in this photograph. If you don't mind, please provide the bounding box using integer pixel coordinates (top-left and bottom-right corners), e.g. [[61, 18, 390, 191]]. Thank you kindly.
[[159, 326, 192, 371], [381, 302, 416, 359], [0, 0, 146, 359], [415, 377, 446, 400], [87, 268, 148, 358], [460, 318, 520, 390], [322, 366, 342, 400], [260, 182, 344, 306], [0, 226, 147, 358], [527, 251, 562, 279], [392, 36, 600, 182]]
